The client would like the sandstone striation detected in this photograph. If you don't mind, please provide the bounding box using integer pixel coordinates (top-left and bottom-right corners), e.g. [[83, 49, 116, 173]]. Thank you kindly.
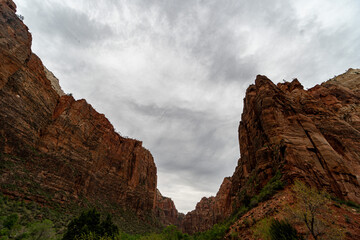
[[182, 71, 360, 234], [0, 0, 162, 219]]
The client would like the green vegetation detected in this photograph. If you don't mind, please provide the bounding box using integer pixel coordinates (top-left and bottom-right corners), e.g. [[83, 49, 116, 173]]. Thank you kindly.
[[287, 181, 344, 240], [0, 195, 186, 240], [0, 194, 68, 239], [192, 222, 230, 240], [253, 218, 303, 240], [269, 219, 303, 240], [248, 171, 284, 208], [192, 172, 285, 240], [331, 196, 360, 212], [253, 217, 272, 240], [63, 209, 118, 240], [0, 173, 285, 240], [62, 222, 189, 240], [237, 170, 284, 210], [2, 175, 350, 240], [69, 225, 190, 240]]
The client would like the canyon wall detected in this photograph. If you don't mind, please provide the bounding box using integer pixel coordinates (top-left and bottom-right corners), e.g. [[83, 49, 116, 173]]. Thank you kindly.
[[155, 189, 184, 227], [1, 0, 359, 234], [0, 0, 160, 217], [182, 70, 360, 233], [181, 177, 232, 233]]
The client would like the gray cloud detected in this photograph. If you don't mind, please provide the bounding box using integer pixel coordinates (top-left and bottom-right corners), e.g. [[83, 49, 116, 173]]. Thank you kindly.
[[23, 1, 113, 47], [15, 0, 360, 213]]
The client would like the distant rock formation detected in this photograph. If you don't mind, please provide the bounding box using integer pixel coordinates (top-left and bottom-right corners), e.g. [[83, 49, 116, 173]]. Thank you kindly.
[[155, 189, 184, 227], [181, 177, 232, 233], [182, 70, 360, 234]]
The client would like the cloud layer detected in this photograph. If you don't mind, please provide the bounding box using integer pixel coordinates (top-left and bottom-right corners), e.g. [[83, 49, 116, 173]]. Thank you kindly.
[[16, 0, 360, 213]]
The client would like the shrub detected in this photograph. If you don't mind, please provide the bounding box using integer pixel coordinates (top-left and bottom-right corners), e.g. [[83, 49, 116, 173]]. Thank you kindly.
[[269, 219, 303, 240], [26, 219, 57, 240], [3, 214, 18, 230], [253, 217, 272, 240], [249, 171, 284, 208], [62, 208, 118, 240], [288, 181, 344, 240], [162, 225, 186, 240]]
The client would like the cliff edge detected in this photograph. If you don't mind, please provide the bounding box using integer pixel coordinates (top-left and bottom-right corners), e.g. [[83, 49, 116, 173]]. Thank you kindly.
[[0, 0, 161, 220]]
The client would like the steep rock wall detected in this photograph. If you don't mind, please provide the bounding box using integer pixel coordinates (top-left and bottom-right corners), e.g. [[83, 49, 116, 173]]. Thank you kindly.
[[181, 177, 232, 234], [182, 71, 360, 233], [155, 189, 184, 227], [0, 0, 158, 216]]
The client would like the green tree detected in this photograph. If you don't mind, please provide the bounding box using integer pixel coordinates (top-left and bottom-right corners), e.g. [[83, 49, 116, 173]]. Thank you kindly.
[[99, 215, 118, 238], [162, 225, 184, 240], [62, 209, 118, 240], [288, 181, 343, 240]]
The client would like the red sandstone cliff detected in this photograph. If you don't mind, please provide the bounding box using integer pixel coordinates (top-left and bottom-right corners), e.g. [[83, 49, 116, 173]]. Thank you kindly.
[[182, 70, 360, 234], [155, 189, 184, 226], [0, 0, 160, 218], [181, 177, 232, 233], [1, 0, 360, 235]]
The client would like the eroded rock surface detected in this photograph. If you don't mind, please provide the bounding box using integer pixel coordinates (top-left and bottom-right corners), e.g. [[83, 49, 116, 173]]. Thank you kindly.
[[0, 0, 158, 217], [155, 189, 184, 226], [181, 177, 232, 233], [182, 70, 360, 233]]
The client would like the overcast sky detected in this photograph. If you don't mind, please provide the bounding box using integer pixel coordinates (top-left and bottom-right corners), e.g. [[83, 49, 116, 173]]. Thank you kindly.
[[15, 0, 360, 213]]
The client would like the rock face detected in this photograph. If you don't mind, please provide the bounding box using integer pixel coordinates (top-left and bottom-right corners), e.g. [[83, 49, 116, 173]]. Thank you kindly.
[[225, 187, 360, 240], [155, 189, 184, 226], [182, 70, 360, 233], [181, 177, 232, 233], [2, 0, 359, 233], [44, 67, 65, 96], [0, 0, 158, 217]]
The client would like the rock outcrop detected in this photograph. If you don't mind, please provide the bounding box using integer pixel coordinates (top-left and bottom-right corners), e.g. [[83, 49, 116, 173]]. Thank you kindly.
[[182, 70, 360, 233], [0, 0, 159, 217], [44, 67, 65, 96], [155, 189, 184, 227], [181, 177, 232, 233]]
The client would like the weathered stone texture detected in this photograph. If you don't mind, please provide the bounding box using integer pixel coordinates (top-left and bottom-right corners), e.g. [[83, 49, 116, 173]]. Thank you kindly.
[[155, 189, 184, 227], [0, 0, 158, 216], [182, 71, 360, 233]]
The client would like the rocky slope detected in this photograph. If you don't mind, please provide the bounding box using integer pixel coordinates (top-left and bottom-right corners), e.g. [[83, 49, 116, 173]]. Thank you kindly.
[[226, 186, 360, 240], [0, 0, 171, 223], [182, 70, 360, 234]]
